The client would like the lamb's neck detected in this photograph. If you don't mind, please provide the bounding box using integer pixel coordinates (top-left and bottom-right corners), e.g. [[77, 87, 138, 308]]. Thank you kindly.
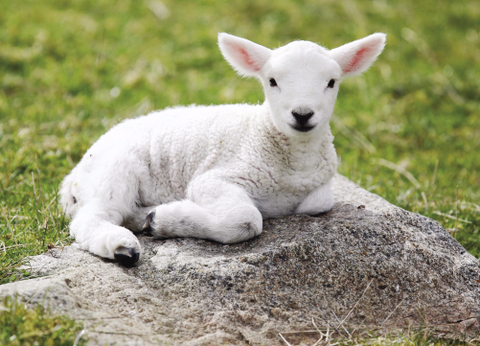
[[257, 109, 334, 171]]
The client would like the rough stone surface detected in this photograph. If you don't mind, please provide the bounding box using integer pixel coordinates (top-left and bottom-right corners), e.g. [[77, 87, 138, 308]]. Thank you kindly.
[[2, 174, 480, 345]]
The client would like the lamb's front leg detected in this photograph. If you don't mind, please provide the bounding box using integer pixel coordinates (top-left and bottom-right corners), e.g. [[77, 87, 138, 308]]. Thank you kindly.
[[70, 203, 142, 267], [142, 178, 263, 244], [295, 180, 334, 215]]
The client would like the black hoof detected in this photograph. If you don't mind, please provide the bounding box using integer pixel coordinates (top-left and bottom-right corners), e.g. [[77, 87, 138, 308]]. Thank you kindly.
[[114, 246, 140, 267], [142, 210, 155, 236]]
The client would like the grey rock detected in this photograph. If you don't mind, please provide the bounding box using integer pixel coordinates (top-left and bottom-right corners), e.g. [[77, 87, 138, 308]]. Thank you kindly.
[[2, 174, 480, 345]]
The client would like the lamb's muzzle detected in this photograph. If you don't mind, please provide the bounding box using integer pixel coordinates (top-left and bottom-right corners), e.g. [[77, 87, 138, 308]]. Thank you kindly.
[[291, 108, 315, 132]]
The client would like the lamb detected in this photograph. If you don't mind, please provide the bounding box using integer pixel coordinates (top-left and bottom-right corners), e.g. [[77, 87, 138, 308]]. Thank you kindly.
[[60, 32, 386, 267]]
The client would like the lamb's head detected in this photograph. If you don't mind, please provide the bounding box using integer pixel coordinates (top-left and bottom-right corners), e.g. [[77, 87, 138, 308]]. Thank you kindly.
[[218, 33, 386, 137]]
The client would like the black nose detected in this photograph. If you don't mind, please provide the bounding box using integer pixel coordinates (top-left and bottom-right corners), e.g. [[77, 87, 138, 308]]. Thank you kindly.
[[292, 108, 314, 126]]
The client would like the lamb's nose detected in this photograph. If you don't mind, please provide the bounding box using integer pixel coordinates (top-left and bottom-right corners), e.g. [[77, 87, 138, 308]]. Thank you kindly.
[[292, 108, 314, 126]]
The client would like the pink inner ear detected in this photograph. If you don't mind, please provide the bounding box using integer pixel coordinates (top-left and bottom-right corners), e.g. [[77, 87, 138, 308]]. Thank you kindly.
[[238, 47, 260, 72], [344, 47, 370, 74]]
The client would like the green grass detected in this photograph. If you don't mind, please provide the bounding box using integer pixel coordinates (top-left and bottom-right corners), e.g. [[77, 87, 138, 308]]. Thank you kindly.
[[0, 0, 479, 344], [0, 296, 86, 345]]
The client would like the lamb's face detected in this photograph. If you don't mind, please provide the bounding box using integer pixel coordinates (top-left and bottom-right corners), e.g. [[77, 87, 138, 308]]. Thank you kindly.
[[218, 32, 386, 138], [261, 42, 342, 137]]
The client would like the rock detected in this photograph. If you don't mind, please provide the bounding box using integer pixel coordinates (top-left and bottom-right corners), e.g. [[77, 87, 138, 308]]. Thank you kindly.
[[2, 174, 480, 345]]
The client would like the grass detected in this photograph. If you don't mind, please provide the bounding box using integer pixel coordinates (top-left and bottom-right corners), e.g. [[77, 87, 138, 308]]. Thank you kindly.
[[0, 296, 86, 346], [0, 0, 479, 344]]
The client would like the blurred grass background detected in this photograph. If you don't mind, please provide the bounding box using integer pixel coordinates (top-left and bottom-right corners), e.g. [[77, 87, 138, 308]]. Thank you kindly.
[[0, 0, 479, 283]]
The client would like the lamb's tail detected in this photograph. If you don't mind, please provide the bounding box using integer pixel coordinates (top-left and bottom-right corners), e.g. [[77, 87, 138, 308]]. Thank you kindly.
[[59, 169, 79, 218]]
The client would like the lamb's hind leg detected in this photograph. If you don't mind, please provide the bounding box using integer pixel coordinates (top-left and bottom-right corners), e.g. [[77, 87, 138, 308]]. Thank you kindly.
[[142, 178, 263, 244], [70, 203, 142, 267], [122, 206, 155, 233]]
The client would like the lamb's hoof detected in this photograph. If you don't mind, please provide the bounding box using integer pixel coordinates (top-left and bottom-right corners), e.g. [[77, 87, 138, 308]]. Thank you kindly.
[[142, 210, 155, 237], [114, 246, 140, 267]]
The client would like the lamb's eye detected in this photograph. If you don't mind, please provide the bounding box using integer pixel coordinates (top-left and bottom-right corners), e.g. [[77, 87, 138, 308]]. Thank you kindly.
[[327, 79, 335, 88], [269, 78, 278, 87]]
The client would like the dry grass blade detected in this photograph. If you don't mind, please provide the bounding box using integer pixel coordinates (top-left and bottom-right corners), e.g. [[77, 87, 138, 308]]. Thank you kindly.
[[336, 279, 374, 334], [433, 211, 471, 224], [311, 318, 331, 346], [73, 329, 87, 346], [377, 159, 421, 189], [3, 243, 34, 251], [381, 298, 406, 328], [332, 116, 376, 154], [332, 310, 351, 337], [279, 333, 293, 346], [2, 206, 18, 245]]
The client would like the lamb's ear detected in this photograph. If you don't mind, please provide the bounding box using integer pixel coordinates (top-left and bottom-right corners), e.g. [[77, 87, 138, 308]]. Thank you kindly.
[[330, 33, 386, 77], [218, 33, 271, 77]]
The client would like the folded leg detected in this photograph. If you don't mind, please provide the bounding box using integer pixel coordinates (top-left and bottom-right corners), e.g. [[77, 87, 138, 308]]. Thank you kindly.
[[295, 180, 334, 215], [143, 177, 263, 244]]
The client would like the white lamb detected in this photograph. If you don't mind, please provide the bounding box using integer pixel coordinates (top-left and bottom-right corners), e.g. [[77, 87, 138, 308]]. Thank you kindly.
[[60, 33, 386, 267]]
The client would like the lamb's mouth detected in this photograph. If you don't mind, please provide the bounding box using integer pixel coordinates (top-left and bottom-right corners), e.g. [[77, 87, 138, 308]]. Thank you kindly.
[[291, 124, 315, 132]]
